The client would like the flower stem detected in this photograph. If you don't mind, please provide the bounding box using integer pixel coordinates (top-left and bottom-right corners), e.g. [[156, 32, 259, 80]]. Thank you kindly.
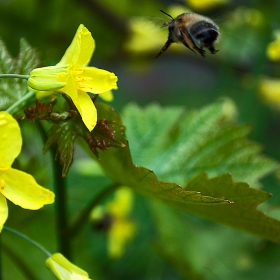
[[51, 152, 71, 259], [6, 90, 35, 113], [0, 74, 29, 80], [3, 227, 51, 257], [35, 121, 71, 259], [69, 183, 119, 237]]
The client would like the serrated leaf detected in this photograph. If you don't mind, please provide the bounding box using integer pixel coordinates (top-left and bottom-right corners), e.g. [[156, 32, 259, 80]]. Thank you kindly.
[[180, 172, 280, 242], [44, 103, 126, 176], [0, 38, 40, 113], [24, 99, 54, 121], [93, 101, 280, 242], [122, 102, 277, 187], [81, 103, 126, 158], [43, 117, 76, 177]]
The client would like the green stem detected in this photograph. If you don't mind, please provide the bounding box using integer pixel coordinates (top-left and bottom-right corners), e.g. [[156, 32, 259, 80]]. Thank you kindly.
[[52, 152, 71, 259], [0, 74, 29, 79], [35, 121, 71, 259], [6, 90, 35, 113], [69, 184, 119, 237], [3, 227, 51, 257]]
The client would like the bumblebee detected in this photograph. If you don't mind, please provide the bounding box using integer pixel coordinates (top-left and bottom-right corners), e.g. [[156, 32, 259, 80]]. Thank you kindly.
[[156, 10, 220, 58]]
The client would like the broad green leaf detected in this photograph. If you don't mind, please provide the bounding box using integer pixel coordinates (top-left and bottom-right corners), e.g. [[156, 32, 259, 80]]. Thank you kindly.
[[122, 102, 277, 187], [93, 101, 280, 242], [0, 38, 39, 113], [182, 172, 280, 242], [150, 200, 274, 280], [94, 103, 230, 205]]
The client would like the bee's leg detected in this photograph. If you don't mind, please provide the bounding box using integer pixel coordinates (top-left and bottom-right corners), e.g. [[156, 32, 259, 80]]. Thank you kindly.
[[182, 40, 205, 57], [155, 39, 172, 58], [207, 45, 219, 54], [180, 29, 205, 57], [193, 45, 206, 57]]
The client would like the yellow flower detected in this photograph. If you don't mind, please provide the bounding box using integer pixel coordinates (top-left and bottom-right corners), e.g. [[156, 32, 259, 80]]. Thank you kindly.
[[259, 77, 280, 109], [0, 112, 54, 231], [266, 30, 280, 61], [186, 0, 229, 11], [98, 90, 114, 102], [28, 24, 118, 131], [91, 187, 136, 258], [46, 253, 90, 280]]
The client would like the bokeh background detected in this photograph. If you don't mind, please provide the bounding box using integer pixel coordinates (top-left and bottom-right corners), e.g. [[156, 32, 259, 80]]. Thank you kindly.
[[2, 0, 280, 279]]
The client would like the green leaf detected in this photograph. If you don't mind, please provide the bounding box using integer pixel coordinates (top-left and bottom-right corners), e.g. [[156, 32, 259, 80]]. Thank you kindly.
[[183, 172, 280, 242], [0, 38, 39, 113], [44, 103, 126, 177], [43, 117, 76, 177], [122, 102, 277, 187], [94, 101, 280, 242]]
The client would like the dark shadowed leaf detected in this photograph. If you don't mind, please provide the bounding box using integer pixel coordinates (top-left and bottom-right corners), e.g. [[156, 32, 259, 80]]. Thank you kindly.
[[0, 38, 40, 114]]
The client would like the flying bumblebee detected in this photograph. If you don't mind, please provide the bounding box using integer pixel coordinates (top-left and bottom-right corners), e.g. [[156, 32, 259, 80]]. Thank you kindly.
[[156, 10, 220, 58]]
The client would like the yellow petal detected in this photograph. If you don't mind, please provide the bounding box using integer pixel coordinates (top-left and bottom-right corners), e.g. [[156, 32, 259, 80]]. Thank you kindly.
[[72, 90, 97, 131], [63, 72, 78, 100], [0, 193, 8, 232], [78, 67, 118, 94], [267, 40, 280, 61], [46, 253, 90, 280], [0, 112, 22, 168], [99, 90, 114, 102], [57, 24, 95, 68], [259, 78, 280, 100], [107, 187, 134, 218], [1, 168, 54, 209], [108, 220, 136, 258]]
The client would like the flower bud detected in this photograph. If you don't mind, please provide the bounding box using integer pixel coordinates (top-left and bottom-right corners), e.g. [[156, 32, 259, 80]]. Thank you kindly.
[[46, 253, 90, 280], [28, 66, 67, 91]]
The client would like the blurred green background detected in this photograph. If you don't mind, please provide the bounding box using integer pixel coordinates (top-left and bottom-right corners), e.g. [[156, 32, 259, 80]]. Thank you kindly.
[[2, 0, 280, 279]]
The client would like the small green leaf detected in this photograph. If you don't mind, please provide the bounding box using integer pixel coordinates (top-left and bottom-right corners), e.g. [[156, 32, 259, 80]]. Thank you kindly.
[[24, 100, 54, 121], [43, 117, 76, 177], [80, 103, 126, 158], [44, 103, 126, 176], [0, 38, 40, 113]]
